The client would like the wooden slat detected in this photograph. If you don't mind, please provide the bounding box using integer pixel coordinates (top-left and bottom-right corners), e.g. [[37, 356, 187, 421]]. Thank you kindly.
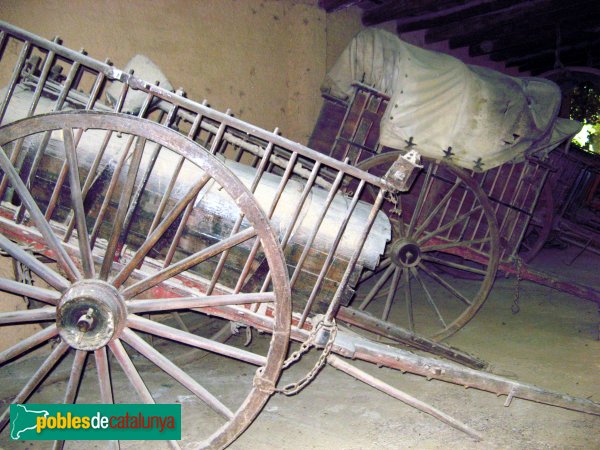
[[318, 0, 362, 13], [476, 23, 600, 59], [519, 44, 600, 74], [424, 0, 558, 44], [389, 0, 518, 32], [505, 37, 600, 69], [445, 2, 600, 49], [363, 0, 466, 27]]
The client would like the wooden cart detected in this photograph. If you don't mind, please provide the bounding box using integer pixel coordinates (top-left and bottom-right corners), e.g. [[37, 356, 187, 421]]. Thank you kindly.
[[0, 21, 597, 449], [309, 81, 600, 340]]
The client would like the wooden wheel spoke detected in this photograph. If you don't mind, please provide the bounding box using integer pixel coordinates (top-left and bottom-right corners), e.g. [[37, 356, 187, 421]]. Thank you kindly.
[[234, 238, 263, 294], [45, 128, 84, 223], [94, 348, 119, 450], [422, 237, 491, 253], [94, 346, 113, 403], [407, 163, 434, 237], [403, 267, 414, 332], [126, 292, 276, 314], [391, 218, 406, 240], [418, 262, 473, 306], [121, 328, 234, 420], [127, 314, 267, 366], [62, 128, 95, 278], [64, 129, 114, 241], [108, 338, 154, 403], [411, 267, 447, 328], [0, 277, 60, 305], [0, 306, 56, 325], [421, 254, 486, 276], [358, 257, 391, 284], [417, 205, 483, 244], [358, 264, 395, 310], [0, 234, 69, 291], [0, 145, 81, 281], [99, 136, 146, 280], [0, 111, 291, 447], [413, 178, 461, 237], [382, 267, 402, 322], [108, 339, 182, 450], [149, 156, 185, 236], [0, 324, 58, 364], [112, 172, 211, 288], [63, 350, 87, 404], [0, 341, 69, 432], [356, 151, 499, 339], [206, 215, 246, 296], [122, 226, 256, 299]]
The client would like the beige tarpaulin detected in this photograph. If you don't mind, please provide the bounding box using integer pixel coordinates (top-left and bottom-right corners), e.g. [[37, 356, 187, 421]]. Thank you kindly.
[[323, 28, 582, 171]]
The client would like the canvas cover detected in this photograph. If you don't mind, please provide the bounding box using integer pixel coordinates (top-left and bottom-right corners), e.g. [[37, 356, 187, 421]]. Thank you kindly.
[[323, 28, 582, 171]]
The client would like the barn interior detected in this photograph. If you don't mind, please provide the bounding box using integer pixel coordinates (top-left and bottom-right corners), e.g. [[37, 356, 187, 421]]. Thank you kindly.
[[0, 1, 598, 448]]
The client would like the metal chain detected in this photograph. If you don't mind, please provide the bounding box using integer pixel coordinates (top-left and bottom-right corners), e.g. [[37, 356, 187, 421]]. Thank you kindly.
[[3, 244, 37, 306], [386, 191, 402, 218], [13, 257, 34, 307], [511, 256, 523, 314], [254, 318, 337, 396]]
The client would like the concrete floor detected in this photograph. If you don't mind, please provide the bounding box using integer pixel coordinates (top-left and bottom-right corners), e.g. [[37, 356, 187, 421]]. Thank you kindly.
[[1, 244, 598, 449]]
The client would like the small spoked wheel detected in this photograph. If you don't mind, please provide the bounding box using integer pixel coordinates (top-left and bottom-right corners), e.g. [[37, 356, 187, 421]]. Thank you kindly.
[[353, 151, 500, 340], [0, 111, 291, 449], [519, 182, 554, 263]]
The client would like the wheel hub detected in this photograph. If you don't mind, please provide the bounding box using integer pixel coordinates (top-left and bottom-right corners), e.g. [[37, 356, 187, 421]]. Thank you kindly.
[[57, 280, 126, 350], [391, 240, 421, 267]]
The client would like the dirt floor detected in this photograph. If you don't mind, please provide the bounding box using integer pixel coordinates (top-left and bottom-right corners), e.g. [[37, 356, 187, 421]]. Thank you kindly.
[[0, 243, 598, 449], [234, 245, 599, 449]]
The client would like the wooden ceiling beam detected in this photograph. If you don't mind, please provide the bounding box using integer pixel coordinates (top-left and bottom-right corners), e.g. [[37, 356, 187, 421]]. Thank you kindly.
[[522, 57, 599, 75], [515, 44, 599, 74], [424, 0, 556, 44], [318, 0, 362, 13], [339, 0, 600, 73], [506, 39, 600, 68], [486, 26, 600, 62], [362, 0, 464, 27], [389, 0, 524, 32], [445, 3, 598, 50], [469, 19, 600, 57]]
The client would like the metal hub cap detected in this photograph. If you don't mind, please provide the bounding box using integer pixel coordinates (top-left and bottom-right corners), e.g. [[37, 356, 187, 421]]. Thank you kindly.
[[391, 240, 421, 267], [57, 280, 127, 351]]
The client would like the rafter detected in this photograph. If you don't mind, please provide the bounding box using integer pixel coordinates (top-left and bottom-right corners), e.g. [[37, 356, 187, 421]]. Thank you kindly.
[[390, 0, 519, 32], [506, 38, 600, 68], [318, 0, 600, 75], [471, 22, 600, 58], [487, 27, 600, 62], [364, 0, 474, 27], [461, 15, 596, 52], [319, 0, 362, 13], [522, 50, 599, 75]]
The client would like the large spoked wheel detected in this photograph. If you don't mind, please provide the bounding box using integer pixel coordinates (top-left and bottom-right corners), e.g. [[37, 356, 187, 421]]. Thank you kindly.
[[519, 182, 554, 263], [0, 112, 291, 449], [353, 151, 500, 340]]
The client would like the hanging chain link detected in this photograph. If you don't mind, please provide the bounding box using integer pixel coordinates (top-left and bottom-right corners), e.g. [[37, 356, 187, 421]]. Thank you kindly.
[[3, 244, 37, 306], [511, 256, 523, 314], [13, 257, 34, 306], [254, 318, 337, 396], [386, 190, 402, 218]]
